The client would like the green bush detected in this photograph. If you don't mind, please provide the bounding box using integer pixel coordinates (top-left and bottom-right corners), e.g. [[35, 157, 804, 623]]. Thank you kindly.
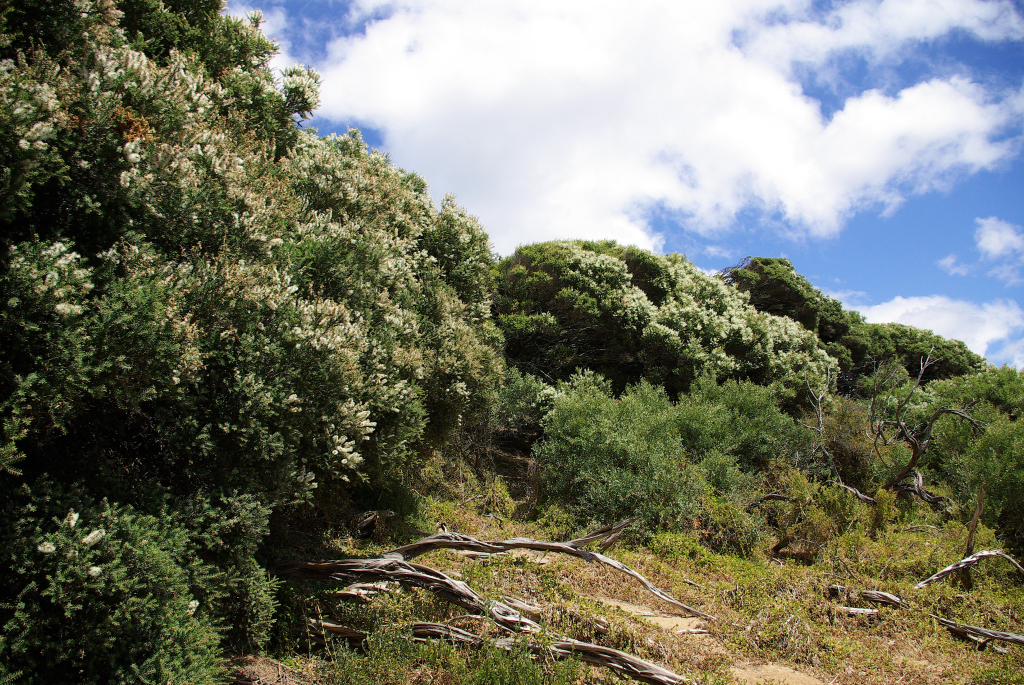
[[0, 482, 224, 684], [0, 0, 503, 667], [536, 373, 707, 530], [494, 241, 833, 403], [535, 372, 806, 551], [492, 367, 556, 433], [676, 375, 811, 471]]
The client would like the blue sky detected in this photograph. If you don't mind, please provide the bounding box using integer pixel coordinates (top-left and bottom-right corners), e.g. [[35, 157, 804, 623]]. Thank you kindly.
[[225, 0, 1024, 366]]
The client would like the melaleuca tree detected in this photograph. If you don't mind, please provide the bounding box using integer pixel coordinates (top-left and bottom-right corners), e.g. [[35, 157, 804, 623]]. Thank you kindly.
[[722, 257, 985, 387], [923, 367, 1024, 551], [722, 257, 852, 343], [494, 240, 832, 403], [1, 1, 502, 679]]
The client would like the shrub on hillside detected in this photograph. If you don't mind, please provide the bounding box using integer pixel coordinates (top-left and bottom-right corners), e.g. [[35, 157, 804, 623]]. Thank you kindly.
[[675, 375, 811, 472], [494, 241, 833, 403], [536, 373, 707, 530], [0, 0, 503, 670], [535, 373, 796, 551], [0, 483, 227, 684]]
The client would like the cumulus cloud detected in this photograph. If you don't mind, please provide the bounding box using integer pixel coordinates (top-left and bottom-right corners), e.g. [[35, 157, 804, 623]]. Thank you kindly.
[[857, 295, 1024, 364], [975, 216, 1024, 258], [973, 216, 1024, 284], [298, 0, 1024, 253], [937, 253, 972, 276]]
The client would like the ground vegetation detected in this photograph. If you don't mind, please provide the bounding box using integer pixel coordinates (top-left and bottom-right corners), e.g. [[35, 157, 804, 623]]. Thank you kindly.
[[1, 3, 1022, 684]]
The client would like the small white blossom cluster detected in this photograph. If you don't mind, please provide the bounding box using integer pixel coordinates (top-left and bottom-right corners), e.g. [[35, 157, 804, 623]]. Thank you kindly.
[[7, 242, 95, 319], [281, 64, 321, 119], [81, 529, 105, 547]]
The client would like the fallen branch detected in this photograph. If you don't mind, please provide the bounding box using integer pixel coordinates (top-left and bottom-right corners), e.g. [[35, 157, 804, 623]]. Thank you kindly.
[[840, 606, 879, 617], [914, 550, 1024, 590], [930, 615, 1023, 650], [837, 483, 876, 505], [745, 492, 792, 511], [418, 621, 695, 684], [383, 521, 716, 621], [276, 557, 540, 632], [860, 590, 906, 608], [385, 518, 638, 560]]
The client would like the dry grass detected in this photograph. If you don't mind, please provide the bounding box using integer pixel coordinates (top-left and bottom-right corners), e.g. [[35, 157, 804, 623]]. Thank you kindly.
[[264, 459, 1024, 685]]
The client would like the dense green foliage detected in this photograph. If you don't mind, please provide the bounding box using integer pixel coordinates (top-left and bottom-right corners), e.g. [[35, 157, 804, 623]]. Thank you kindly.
[[1, 1, 499, 679], [1, 1, 1022, 680], [724, 257, 985, 384], [536, 373, 812, 554], [494, 241, 832, 402]]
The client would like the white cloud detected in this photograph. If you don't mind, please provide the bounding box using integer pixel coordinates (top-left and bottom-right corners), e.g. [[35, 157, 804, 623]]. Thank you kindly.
[[744, 0, 1024, 71], [937, 253, 972, 276], [826, 288, 870, 307], [972, 216, 1024, 284], [857, 295, 1024, 363], [975, 216, 1024, 259], [304, 0, 1023, 253]]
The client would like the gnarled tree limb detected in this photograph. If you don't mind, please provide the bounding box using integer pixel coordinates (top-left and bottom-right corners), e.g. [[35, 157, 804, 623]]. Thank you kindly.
[[382, 521, 716, 621], [413, 622, 696, 685], [890, 471, 947, 506], [930, 615, 1024, 649], [914, 550, 1024, 590], [837, 483, 876, 504], [276, 557, 541, 632]]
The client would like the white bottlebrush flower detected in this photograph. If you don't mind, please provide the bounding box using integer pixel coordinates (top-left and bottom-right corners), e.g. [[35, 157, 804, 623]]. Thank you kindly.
[[67, 510, 80, 528], [81, 529, 105, 547], [88, 566, 103, 578], [37, 541, 56, 554], [281, 64, 321, 119], [187, 599, 199, 615], [54, 302, 83, 317]]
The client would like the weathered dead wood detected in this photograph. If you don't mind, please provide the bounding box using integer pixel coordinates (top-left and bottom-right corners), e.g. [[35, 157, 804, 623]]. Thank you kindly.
[[382, 521, 716, 621], [411, 621, 486, 647], [332, 582, 395, 604], [837, 483, 876, 504], [586, 549, 716, 621], [352, 510, 395, 539], [276, 557, 540, 632], [891, 471, 946, 506], [829, 586, 904, 608], [860, 590, 906, 608], [914, 550, 1024, 590], [931, 615, 1022, 650], [414, 622, 696, 684], [960, 482, 985, 589], [385, 517, 637, 560], [839, 606, 879, 616], [502, 596, 542, 622], [308, 618, 367, 641], [827, 584, 848, 599], [744, 492, 792, 511]]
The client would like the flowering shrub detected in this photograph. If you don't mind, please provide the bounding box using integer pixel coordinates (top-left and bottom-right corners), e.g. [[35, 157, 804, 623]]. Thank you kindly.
[[0, 482, 225, 683], [495, 241, 833, 402], [0, 1, 502, 678]]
